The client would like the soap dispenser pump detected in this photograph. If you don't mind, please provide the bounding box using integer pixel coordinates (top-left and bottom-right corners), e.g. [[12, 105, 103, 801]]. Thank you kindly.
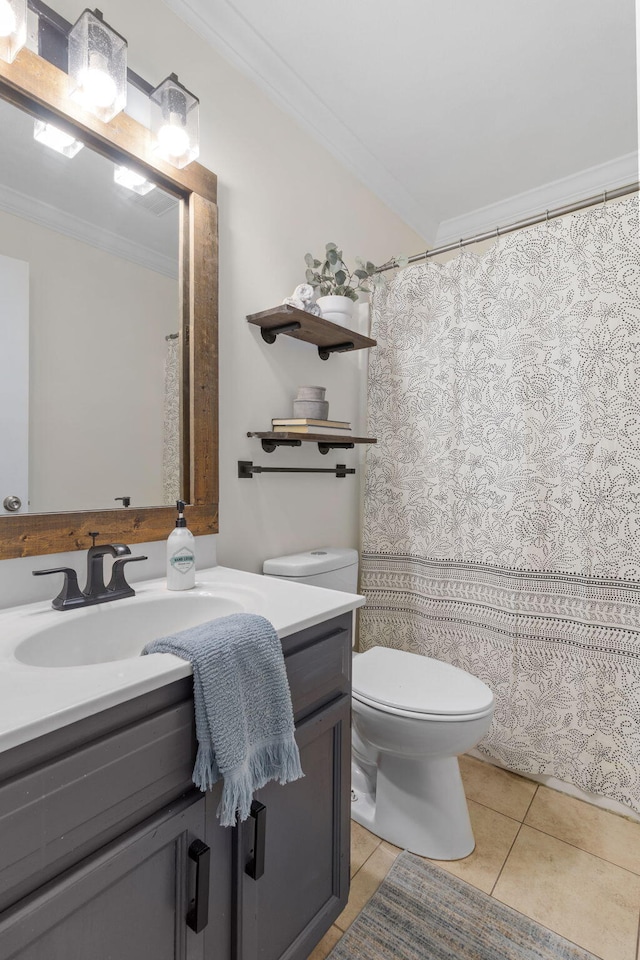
[[167, 500, 196, 590]]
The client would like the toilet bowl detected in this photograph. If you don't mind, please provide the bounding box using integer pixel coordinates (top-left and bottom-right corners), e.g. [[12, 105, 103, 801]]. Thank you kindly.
[[262, 548, 495, 860], [351, 646, 494, 859]]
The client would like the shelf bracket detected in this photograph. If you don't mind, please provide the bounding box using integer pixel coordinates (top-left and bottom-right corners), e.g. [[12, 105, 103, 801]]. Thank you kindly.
[[247, 433, 303, 453], [260, 321, 301, 345], [239, 461, 355, 479], [261, 438, 301, 454], [318, 341, 355, 361], [317, 441, 355, 455]]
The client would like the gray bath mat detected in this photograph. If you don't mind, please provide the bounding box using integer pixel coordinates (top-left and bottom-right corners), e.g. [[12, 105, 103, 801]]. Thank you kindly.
[[328, 851, 598, 959]]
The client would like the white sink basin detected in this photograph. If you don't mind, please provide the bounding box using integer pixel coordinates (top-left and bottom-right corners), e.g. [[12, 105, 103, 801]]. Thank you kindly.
[[0, 565, 365, 754], [14, 592, 245, 667]]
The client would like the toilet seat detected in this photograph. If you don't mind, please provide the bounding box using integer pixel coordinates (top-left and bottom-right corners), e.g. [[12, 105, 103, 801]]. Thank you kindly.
[[352, 646, 494, 721], [352, 691, 494, 722]]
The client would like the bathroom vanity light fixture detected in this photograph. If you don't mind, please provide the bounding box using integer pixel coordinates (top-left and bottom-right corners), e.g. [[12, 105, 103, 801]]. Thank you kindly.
[[150, 73, 199, 169], [33, 119, 84, 157], [0, 0, 26, 63], [68, 8, 127, 122], [113, 164, 156, 195]]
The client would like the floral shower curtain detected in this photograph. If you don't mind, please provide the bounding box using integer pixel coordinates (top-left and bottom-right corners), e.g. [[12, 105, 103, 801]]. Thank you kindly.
[[360, 194, 640, 813]]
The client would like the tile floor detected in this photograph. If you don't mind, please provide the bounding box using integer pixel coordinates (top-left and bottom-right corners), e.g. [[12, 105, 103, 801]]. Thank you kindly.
[[308, 755, 640, 960]]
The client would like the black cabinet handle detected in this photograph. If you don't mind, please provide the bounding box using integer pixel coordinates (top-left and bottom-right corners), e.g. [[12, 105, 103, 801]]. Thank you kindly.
[[245, 800, 266, 881], [186, 839, 210, 933]]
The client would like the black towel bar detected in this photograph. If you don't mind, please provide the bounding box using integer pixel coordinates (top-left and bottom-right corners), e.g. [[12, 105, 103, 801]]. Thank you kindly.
[[238, 461, 355, 479]]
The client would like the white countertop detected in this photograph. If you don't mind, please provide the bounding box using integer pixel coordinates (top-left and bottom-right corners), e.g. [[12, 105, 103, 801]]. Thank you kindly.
[[0, 565, 364, 755]]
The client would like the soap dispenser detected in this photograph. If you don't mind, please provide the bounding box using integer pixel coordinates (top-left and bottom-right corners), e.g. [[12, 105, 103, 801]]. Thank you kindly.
[[167, 500, 196, 590]]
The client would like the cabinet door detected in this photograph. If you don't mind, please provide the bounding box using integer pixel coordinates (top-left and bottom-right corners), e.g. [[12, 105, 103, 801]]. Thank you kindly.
[[0, 793, 213, 960], [235, 695, 351, 960]]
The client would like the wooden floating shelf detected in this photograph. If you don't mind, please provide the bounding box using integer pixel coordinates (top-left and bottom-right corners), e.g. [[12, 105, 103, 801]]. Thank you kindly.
[[248, 432, 377, 454], [247, 305, 376, 360]]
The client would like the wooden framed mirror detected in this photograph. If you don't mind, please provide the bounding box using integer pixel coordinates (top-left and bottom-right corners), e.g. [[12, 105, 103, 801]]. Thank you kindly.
[[0, 42, 218, 560]]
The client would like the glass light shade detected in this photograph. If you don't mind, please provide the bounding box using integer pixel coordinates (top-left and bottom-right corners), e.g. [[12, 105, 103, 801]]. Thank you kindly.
[[68, 9, 127, 122], [0, 0, 26, 63], [150, 74, 199, 169], [33, 120, 84, 158], [114, 165, 156, 195]]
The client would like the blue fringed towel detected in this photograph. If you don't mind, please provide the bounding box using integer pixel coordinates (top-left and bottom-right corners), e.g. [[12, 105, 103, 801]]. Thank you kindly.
[[142, 612, 303, 826]]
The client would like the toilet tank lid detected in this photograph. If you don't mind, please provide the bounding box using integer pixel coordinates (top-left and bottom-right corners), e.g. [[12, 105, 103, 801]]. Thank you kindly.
[[353, 647, 494, 716], [263, 548, 358, 578]]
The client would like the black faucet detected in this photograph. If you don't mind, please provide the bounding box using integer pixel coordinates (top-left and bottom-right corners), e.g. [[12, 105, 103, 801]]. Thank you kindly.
[[33, 539, 148, 611], [85, 542, 132, 598]]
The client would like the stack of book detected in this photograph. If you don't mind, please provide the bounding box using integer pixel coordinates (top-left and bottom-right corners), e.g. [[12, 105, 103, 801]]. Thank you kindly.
[[271, 418, 351, 435]]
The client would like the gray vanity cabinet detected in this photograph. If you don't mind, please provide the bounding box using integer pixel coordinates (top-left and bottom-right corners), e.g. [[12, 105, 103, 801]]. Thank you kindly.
[[235, 695, 351, 960], [233, 613, 352, 960], [0, 612, 352, 960], [0, 793, 210, 960]]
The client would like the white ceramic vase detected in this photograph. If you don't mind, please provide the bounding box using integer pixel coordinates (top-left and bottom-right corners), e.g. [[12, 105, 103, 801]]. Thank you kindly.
[[316, 295, 355, 327]]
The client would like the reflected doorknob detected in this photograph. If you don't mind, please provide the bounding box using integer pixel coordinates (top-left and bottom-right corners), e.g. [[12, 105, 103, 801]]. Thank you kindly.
[[3, 495, 22, 512]]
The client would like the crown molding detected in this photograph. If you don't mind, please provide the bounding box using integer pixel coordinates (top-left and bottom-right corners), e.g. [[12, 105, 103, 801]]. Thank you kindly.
[[160, 0, 436, 241], [0, 182, 178, 278], [435, 152, 639, 247]]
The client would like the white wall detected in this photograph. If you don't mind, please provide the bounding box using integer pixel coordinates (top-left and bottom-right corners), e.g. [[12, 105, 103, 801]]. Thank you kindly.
[[0, 254, 29, 515], [0, 0, 424, 607], [0, 208, 177, 513]]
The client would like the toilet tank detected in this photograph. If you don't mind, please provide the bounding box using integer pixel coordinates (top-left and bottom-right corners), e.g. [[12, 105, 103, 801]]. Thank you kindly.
[[263, 548, 359, 593]]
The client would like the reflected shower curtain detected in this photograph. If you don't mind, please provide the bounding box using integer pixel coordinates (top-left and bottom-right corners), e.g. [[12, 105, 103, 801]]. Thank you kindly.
[[361, 195, 640, 813], [163, 335, 180, 505]]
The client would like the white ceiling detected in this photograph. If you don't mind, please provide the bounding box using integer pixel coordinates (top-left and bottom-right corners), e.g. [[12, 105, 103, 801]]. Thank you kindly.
[[162, 0, 638, 245]]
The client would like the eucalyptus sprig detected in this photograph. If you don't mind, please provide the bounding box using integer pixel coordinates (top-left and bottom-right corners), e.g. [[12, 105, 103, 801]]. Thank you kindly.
[[304, 243, 408, 301]]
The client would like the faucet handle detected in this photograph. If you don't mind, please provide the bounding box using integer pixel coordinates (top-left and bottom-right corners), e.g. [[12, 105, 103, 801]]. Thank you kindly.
[[32, 567, 85, 611], [106, 555, 148, 599]]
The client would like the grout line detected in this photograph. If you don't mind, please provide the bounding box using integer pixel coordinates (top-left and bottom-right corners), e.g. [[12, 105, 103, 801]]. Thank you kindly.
[[468, 781, 640, 876], [464, 795, 529, 824], [490, 821, 524, 897], [467, 756, 640, 827], [341, 839, 398, 932], [345, 820, 626, 960], [331, 925, 345, 956], [487, 823, 607, 960], [515, 821, 640, 878], [308, 926, 343, 960], [348, 803, 636, 960], [350, 838, 382, 882], [521, 783, 539, 822]]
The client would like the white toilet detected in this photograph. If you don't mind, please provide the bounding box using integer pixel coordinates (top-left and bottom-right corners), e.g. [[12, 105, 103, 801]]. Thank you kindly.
[[263, 548, 495, 860]]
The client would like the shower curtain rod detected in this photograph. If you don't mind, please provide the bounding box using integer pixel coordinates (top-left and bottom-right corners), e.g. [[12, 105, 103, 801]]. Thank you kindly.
[[377, 180, 640, 272]]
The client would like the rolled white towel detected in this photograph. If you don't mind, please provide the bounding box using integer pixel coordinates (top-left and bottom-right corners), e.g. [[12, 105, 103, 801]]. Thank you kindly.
[[283, 296, 305, 310], [293, 283, 314, 303], [305, 302, 322, 316]]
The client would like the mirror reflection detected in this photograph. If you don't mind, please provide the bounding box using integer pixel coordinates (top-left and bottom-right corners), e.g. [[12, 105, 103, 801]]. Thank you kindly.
[[0, 95, 181, 516]]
